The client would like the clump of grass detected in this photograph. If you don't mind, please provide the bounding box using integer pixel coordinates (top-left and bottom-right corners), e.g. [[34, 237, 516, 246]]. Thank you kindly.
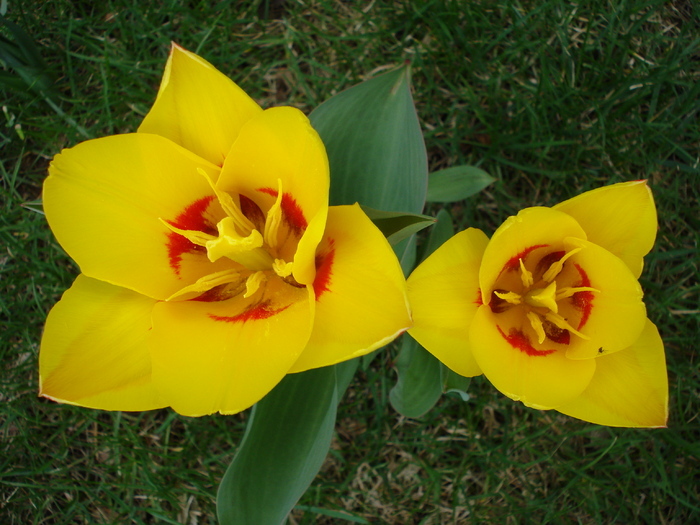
[[2, 0, 698, 523]]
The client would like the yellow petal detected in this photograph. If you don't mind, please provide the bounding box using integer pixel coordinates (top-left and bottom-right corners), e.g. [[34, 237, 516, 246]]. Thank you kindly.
[[289, 204, 411, 372], [470, 306, 596, 409], [406, 228, 489, 377], [216, 106, 330, 285], [562, 237, 647, 360], [39, 275, 164, 411], [553, 180, 657, 278], [556, 320, 668, 427], [479, 207, 587, 303], [44, 133, 230, 300], [149, 278, 313, 416], [138, 43, 262, 166]]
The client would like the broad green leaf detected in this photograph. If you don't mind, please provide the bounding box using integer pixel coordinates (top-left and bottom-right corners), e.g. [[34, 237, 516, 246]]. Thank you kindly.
[[360, 205, 435, 245], [217, 367, 338, 525], [389, 336, 443, 418], [390, 209, 456, 417], [426, 165, 495, 203], [335, 358, 360, 399], [419, 208, 454, 262], [441, 365, 471, 402], [399, 234, 417, 276], [309, 65, 428, 214]]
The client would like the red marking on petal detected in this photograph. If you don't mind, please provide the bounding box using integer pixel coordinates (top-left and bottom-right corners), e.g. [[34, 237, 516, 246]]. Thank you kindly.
[[489, 289, 512, 313], [499, 244, 549, 277], [239, 194, 266, 231], [572, 263, 594, 330], [313, 239, 335, 300], [165, 196, 216, 275], [543, 321, 571, 345], [209, 301, 290, 323], [475, 288, 483, 306], [497, 325, 556, 356], [258, 187, 308, 234], [535, 250, 565, 277]]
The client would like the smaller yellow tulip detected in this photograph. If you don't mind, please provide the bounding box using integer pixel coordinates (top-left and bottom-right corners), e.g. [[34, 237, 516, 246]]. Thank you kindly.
[[407, 181, 667, 427]]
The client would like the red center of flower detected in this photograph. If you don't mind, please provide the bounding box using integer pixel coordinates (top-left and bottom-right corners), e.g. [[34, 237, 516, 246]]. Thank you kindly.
[[488, 245, 597, 355]]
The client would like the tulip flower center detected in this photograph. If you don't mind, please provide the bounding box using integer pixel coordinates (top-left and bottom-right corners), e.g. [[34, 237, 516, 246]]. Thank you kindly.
[[489, 246, 598, 348], [162, 176, 306, 302]]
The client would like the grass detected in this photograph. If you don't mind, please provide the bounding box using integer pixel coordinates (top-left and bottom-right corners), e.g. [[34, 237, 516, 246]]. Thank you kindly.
[[2, 0, 698, 523]]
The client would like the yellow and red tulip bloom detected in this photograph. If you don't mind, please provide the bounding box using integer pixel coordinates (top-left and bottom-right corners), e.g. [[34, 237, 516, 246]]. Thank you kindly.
[[40, 44, 411, 416], [407, 181, 668, 427]]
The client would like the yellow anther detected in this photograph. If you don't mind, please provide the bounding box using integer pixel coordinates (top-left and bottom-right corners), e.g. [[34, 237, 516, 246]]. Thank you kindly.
[[159, 218, 215, 247], [197, 167, 256, 236], [542, 247, 583, 282], [519, 258, 534, 288], [244, 271, 266, 298], [556, 286, 600, 301], [527, 311, 547, 344], [273, 258, 293, 278], [264, 179, 284, 249], [494, 291, 522, 305], [544, 312, 590, 340], [166, 268, 242, 301], [525, 281, 559, 313]]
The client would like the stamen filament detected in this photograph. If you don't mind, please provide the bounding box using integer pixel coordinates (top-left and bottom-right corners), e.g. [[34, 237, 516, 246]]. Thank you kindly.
[[544, 312, 590, 340], [273, 259, 293, 278], [159, 218, 215, 247], [542, 247, 582, 282], [527, 311, 547, 344], [244, 271, 266, 298], [166, 268, 242, 301], [519, 258, 534, 288], [264, 179, 284, 249], [556, 286, 600, 300], [494, 291, 522, 305], [197, 167, 256, 236]]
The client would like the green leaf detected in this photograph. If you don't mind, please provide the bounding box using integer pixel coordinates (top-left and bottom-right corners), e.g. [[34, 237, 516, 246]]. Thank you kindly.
[[389, 209, 457, 417], [426, 165, 495, 203], [309, 65, 428, 214], [419, 208, 454, 261], [441, 365, 471, 402], [217, 367, 338, 525], [389, 336, 443, 418], [360, 205, 435, 245]]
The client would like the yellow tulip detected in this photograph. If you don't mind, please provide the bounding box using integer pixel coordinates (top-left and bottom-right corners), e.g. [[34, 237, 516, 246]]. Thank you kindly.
[[407, 181, 668, 427], [40, 44, 411, 416]]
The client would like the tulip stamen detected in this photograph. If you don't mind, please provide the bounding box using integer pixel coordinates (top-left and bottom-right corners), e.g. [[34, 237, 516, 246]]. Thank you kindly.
[[159, 218, 216, 247], [519, 259, 534, 288], [273, 258, 294, 278], [544, 312, 589, 340], [542, 247, 582, 282], [244, 271, 266, 298], [264, 179, 284, 250], [494, 291, 522, 305], [556, 286, 599, 301], [197, 167, 256, 236], [526, 311, 547, 344], [166, 268, 243, 301]]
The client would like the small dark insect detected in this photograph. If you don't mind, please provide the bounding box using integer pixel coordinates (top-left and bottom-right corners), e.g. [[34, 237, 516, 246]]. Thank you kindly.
[[598, 347, 605, 354]]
